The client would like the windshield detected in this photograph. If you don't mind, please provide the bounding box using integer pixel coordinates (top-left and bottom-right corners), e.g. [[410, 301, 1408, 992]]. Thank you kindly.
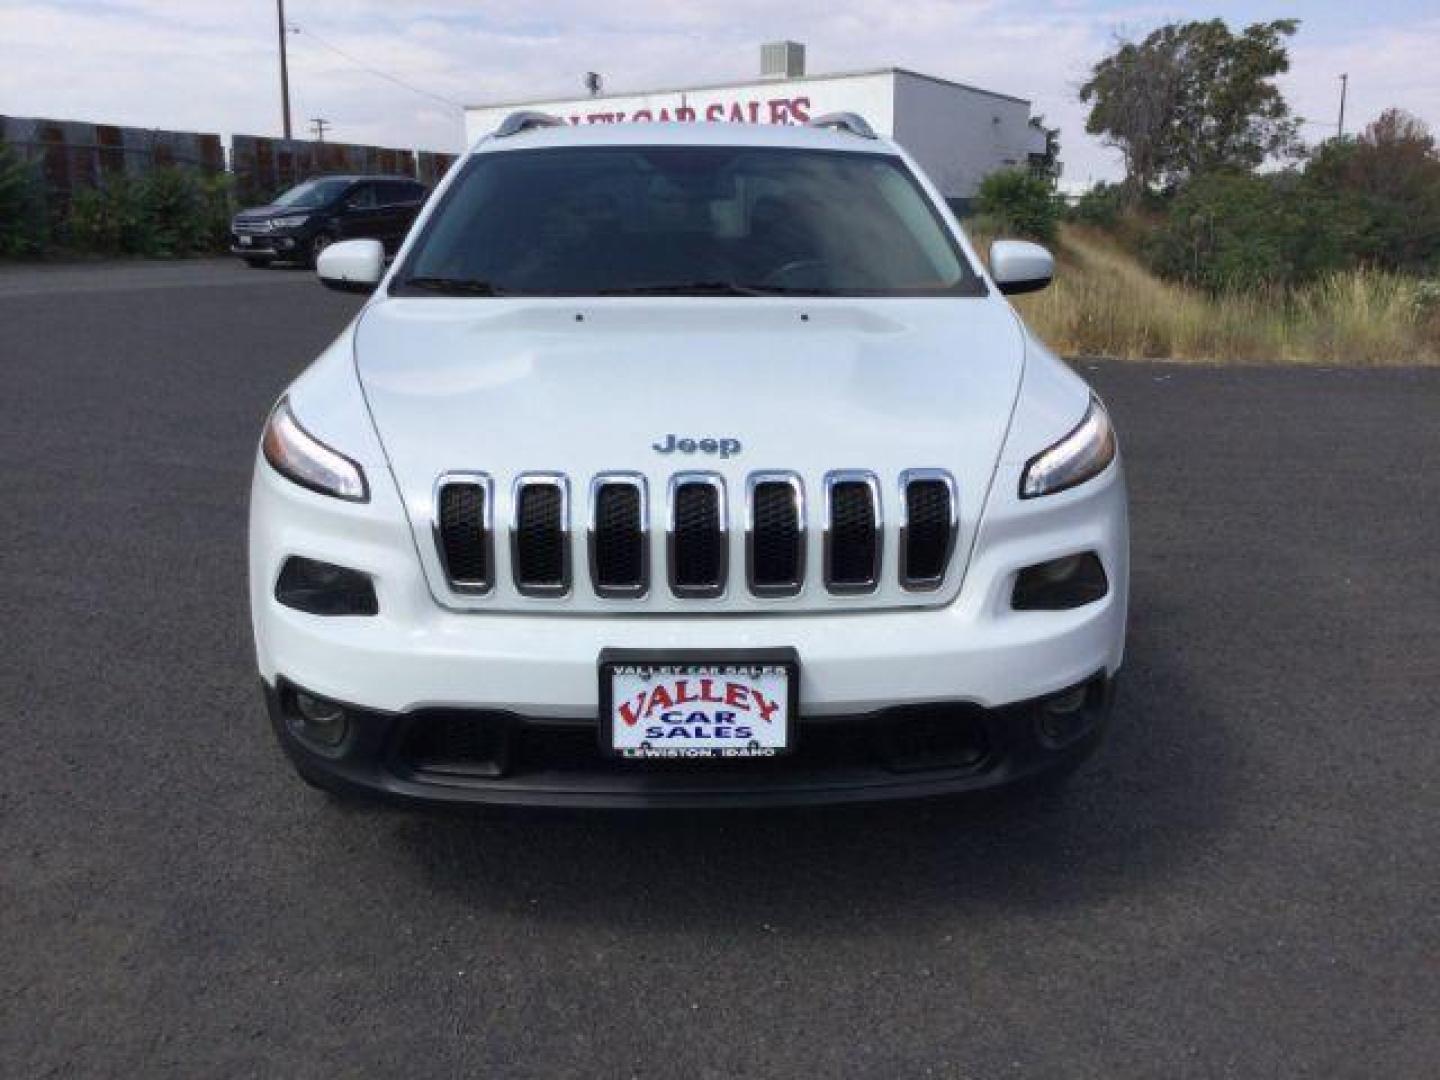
[[274, 179, 351, 209], [393, 146, 983, 297]]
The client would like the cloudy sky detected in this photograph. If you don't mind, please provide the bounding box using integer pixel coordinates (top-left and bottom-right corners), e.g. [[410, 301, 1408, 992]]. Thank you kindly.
[[4, 1, 1438, 187]]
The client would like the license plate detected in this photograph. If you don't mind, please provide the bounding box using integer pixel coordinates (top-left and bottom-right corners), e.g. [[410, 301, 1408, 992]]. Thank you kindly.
[[600, 649, 798, 760], [238, 235, 252, 246]]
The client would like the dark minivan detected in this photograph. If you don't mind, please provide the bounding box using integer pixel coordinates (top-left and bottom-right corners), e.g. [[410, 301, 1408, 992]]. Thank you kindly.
[[230, 175, 428, 268]]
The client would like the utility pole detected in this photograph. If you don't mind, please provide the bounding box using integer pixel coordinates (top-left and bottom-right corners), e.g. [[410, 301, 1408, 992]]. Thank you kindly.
[[309, 118, 330, 143], [277, 0, 293, 139], [1337, 73, 1348, 141]]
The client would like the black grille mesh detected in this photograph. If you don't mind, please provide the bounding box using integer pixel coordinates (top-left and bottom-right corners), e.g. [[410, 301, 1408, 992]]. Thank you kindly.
[[751, 482, 801, 591], [437, 483, 488, 586], [593, 483, 644, 592], [673, 483, 722, 591], [904, 479, 953, 585], [514, 484, 566, 587], [828, 481, 877, 588]]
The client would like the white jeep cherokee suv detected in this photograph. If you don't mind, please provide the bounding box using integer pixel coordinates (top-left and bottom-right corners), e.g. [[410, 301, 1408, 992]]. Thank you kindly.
[[249, 112, 1128, 808]]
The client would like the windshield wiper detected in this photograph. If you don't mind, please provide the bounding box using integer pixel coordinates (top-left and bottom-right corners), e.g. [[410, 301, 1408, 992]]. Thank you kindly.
[[400, 276, 510, 296], [597, 281, 799, 297]]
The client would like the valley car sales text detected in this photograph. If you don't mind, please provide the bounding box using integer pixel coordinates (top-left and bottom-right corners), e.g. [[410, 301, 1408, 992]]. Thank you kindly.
[[563, 96, 813, 126], [613, 665, 786, 758]]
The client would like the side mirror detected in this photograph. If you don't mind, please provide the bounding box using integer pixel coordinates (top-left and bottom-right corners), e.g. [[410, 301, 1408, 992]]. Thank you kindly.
[[317, 239, 384, 294], [989, 240, 1054, 295]]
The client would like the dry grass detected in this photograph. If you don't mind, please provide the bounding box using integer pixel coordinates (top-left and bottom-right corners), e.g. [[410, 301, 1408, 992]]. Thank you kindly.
[[987, 225, 1440, 365]]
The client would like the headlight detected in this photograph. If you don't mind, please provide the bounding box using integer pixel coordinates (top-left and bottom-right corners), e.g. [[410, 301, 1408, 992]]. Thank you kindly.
[[261, 397, 368, 502], [272, 214, 310, 229], [1020, 396, 1116, 498]]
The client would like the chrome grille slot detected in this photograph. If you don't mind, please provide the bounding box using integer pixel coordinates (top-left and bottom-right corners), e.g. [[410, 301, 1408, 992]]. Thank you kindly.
[[824, 471, 881, 594], [668, 474, 726, 598], [434, 474, 493, 593], [589, 474, 648, 598], [511, 475, 570, 596], [900, 471, 958, 590], [748, 473, 804, 597]]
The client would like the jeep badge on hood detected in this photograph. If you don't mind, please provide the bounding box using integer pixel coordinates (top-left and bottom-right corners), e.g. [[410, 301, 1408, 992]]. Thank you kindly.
[[652, 434, 743, 458]]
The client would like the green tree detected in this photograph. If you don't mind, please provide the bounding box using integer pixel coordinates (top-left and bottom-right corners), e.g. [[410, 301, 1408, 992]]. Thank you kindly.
[[975, 168, 1059, 243], [1081, 19, 1301, 195], [1304, 109, 1440, 272]]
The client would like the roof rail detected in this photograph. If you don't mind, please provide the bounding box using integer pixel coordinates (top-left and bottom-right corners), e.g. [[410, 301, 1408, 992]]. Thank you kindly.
[[807, 112, 877, 139], [493, 110, 568, 138]]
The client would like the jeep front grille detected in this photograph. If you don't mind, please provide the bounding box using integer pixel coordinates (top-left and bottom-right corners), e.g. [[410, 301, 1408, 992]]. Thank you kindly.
[[434, 474, 493, 593], [589, 475, 648, 597], [899, 470, 958, 591], [748, 473, 805, 597], [668, 473, 727, 598], [511, 474, 569, 596], [824, 472, 882, 594], [432, 469, 958, 604]]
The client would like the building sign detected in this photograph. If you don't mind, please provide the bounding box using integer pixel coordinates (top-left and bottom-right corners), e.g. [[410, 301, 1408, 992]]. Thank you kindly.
[[564, 96, 813, 126]]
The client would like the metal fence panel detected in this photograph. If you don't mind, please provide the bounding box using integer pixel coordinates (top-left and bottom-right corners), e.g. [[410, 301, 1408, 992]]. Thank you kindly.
[[2, 115, 453, 212], [1, 115, 224, 209]]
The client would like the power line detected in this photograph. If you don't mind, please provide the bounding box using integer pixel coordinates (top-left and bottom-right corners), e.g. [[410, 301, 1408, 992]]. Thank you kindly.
[[287, 22, 464, 113]]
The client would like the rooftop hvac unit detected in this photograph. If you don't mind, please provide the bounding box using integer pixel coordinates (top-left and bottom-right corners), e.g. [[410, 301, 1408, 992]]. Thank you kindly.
[[761, 41, 806, 79]]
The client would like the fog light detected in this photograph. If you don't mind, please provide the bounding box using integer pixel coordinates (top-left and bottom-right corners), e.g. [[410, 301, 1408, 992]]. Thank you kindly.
[[291, 691, 349, 749], [1012, 552, 1108, 611], [1037, 684, 1094, 747]]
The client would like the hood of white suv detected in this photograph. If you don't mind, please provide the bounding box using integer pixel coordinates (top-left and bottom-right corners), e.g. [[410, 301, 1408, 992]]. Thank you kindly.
[[353, 295, 1026, 612]]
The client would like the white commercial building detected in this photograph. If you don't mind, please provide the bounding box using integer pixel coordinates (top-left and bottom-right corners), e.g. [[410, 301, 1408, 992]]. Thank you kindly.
[[463, 43, 1051, 208]]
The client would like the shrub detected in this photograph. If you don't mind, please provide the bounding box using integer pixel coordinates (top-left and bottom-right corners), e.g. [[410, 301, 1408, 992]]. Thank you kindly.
[[975, 168, 1059, 243], [63, 167, 232, 257], [0, 142, 49, 256], [1145, 170, 1354, 292], [137, 167, 205, 256], [66, 175, 143, 254], [197, 172, 236, 252], [1068, 182, 1125, 229]]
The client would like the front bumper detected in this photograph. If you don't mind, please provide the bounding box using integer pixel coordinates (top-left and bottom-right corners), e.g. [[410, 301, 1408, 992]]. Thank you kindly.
[[266, 673, 1114, 809], [230, 231, 303, 258], [249, 445, 1128, 808]]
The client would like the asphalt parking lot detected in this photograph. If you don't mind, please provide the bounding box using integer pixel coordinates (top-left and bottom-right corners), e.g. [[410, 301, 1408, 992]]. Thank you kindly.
[[2, 258, 1437, 1077]]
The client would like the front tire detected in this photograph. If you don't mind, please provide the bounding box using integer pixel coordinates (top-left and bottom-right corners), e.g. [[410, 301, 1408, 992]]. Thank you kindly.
[[305, 232, 335, 269], [243, 256, 270, 269]]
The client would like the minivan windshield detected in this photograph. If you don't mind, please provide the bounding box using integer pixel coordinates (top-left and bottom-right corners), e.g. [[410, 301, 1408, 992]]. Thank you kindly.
[[393, 146, 983, 297], [273, 178, 352, 209]]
